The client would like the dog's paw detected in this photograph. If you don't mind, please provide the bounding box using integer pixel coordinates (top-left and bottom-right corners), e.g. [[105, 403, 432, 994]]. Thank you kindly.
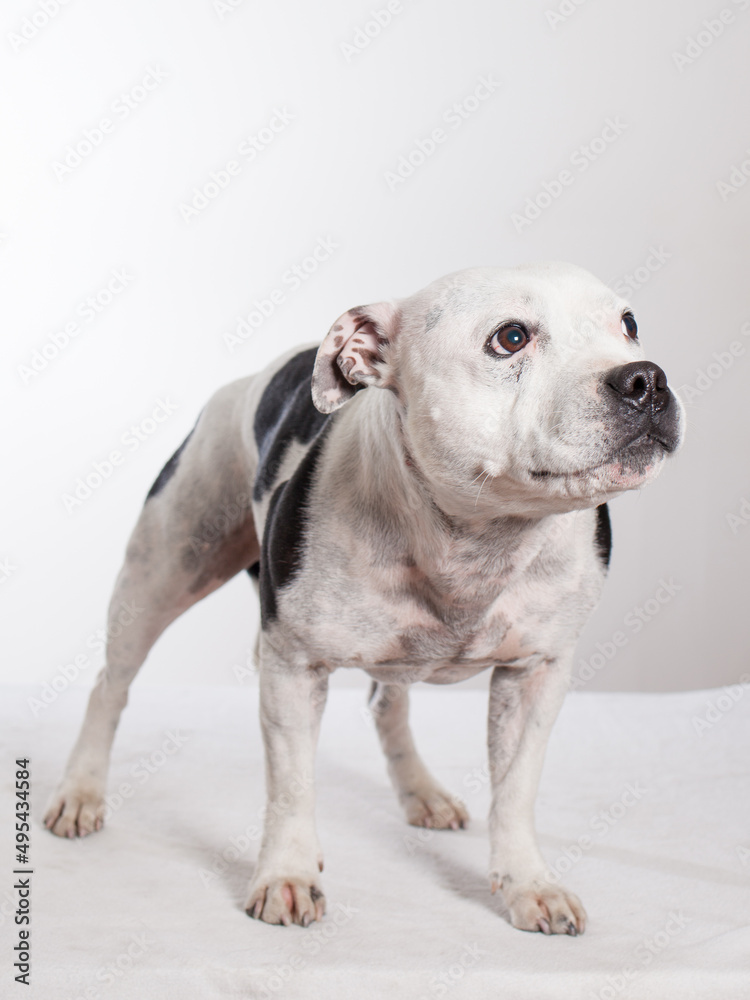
[[494, 876, 586, 935], [245, 875, 326, 927], [43, 779, 106, 838], [402, 784, 469, 830]]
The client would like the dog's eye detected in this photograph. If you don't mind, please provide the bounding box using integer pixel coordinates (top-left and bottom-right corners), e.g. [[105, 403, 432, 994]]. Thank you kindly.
[[621, 312, 638, 340], [489, 324, 529, 356]]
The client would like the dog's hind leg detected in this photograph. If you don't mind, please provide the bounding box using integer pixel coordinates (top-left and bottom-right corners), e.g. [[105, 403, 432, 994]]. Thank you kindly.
[[44, 381, 260, 838], [369, 681, 468, 830]]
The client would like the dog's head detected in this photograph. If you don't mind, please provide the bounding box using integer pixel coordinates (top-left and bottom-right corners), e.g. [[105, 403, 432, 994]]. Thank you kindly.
[[312, 263, 684, 515]]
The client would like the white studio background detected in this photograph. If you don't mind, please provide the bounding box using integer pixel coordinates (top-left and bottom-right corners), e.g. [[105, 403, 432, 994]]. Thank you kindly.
[[2, 0, 749, 700]]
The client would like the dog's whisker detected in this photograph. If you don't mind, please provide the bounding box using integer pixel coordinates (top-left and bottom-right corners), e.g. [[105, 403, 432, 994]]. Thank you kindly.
[[474, 470, 491, 507], [468, 468, 489, 488]]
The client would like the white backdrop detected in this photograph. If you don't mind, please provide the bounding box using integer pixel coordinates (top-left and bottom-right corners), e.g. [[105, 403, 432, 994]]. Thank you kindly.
[[3, 0, 750, 697]]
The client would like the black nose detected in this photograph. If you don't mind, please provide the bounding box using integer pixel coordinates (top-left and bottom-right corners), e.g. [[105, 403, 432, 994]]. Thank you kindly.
[[606, 361, 670, 414]]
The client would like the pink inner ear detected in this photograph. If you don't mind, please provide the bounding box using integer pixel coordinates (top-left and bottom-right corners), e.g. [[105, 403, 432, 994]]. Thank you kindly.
[[337, 321, 382, 386], [312, 300, 398, 414]]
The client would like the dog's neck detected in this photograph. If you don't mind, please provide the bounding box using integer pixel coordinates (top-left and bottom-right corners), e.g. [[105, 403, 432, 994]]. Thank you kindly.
[[330, 390, 568, 585]]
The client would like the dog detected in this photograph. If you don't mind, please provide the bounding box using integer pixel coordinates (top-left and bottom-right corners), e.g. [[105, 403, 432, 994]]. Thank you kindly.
[[44, 262, 683, 935]]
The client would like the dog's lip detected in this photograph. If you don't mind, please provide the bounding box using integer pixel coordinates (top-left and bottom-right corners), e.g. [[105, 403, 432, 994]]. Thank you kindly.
[[528, 433, 668, 480]]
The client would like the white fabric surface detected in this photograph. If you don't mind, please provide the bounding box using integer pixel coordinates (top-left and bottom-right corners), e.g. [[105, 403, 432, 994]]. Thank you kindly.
[[3, 680, 750, 999]]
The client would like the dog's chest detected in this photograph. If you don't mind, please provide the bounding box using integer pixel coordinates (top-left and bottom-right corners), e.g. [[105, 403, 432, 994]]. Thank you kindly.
[[366, 560, 576, 677], [290, 524, 599, 681]]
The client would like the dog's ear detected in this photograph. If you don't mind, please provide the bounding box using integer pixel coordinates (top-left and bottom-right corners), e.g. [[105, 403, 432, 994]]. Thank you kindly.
[[311, 301, 399, 414]]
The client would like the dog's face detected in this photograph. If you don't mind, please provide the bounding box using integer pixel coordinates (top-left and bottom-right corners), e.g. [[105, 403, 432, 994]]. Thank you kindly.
[[312, 263, 684, 516]]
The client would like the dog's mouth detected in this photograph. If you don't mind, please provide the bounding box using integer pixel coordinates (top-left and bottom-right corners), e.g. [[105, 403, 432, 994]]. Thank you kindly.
[[528, 433, 672, 484]]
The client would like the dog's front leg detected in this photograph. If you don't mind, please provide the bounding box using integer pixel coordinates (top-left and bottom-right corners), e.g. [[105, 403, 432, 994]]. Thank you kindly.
[[245, 658, 329, 927], [487, 656, 586, 936]]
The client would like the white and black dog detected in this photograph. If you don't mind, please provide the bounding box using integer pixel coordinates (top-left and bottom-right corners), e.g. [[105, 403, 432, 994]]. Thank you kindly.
[[45, 262, 683, 935]]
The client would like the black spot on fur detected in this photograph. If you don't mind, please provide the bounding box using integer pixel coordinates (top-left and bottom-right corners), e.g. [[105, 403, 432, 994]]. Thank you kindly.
[[259, 428, 330, 626], [595, 503, 612, 569], [253, 348, 330, 501], [425, 306, 443, 332], [247, 562, 260, 580], [145, 429, 194, 501]]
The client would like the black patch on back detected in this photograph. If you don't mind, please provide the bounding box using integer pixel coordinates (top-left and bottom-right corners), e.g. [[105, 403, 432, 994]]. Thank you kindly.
[[594, 503, 612, 569], [145, 429, 195, 502], [259, 428, 329, 626], [253, 348, 330, 501]]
